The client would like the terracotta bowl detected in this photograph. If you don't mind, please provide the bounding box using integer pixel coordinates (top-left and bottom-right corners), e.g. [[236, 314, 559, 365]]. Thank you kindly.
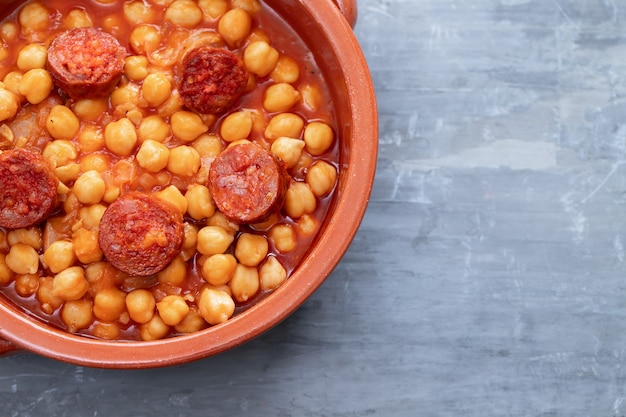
[[0, 0, 377, 368]]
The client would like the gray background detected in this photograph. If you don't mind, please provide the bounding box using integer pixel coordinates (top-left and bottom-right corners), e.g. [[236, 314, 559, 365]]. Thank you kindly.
[[3, 0, 626, 415]]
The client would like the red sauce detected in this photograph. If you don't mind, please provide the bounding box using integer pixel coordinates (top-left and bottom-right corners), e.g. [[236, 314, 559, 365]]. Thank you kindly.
[[0, 0, 339, 341]]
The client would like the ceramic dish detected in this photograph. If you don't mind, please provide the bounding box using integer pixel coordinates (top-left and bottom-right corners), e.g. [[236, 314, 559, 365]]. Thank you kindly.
[[0, 0, 377, 368]]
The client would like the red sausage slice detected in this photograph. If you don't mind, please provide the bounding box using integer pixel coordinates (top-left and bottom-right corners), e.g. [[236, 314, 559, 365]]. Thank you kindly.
[[179, 46, 248, 114], [47, 28, 126, 99], [0, 148, 58, 229], [209, 142, 289, 224], [98, 192, 184, 276]]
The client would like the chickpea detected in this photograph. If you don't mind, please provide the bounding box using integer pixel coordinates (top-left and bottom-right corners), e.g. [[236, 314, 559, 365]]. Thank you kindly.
[[142, 72, 171, 107], [304, 122, 334, 156], [136, 139, 170, 172], [244, 41, 279, 77], [79, 206, 105, 232], [218, 8, 251, 47], [17, 43, 47, 71], [123, 0, 156, 25], [53, 266, 89, 301], [5, 243, 39, 275], [72, 99, 107, 122], [155, 185, 187, 215], [165, 0, 203, 27], [92, 322, 120, 340], [229, 264, 259, 303], [61, 299, 94, 333], [155, 88, 184, 117], [63, 9, 93, 28], [263, 83, 301, 113], [220, 111, 252, 142], [78, 125, 105, 152], [300, 83, 323, 111], [105, 117, 137, 156], [297, 214, 319, 237], [271, 137, 305, 169], [167, 145, 201, 177], [1, 22, 18, 41], [268, 223, 296, 253], [126, 289, 156, 324], [18, 2, 50, 33], [207, 211, 239, 235], [193, 133, 223, 157], [18, 68, 53, 104], [138, 114, 170, 143], [36, 276, 64, 314], [42, 140, 77, 169], [74, 170, 106, 204], [3, 71, 23, 96], [198, 0, 228, 19], [235, 233, 268, 267], [171, 111, 208, 142], [198, 287, 235, 325], [7, 227, 42, 250], [14, 274, 39, 297], [264, 113, 304, 142], [185, 184, 216, 220], [182, 222, 199, 251], [305, 159, 338, 197], [139, 314, 170, 341], [270, 55, 300, 84], [232, 0, 261, 14], [174, 306, 207, 334], [0, 88, 19, 122], [157, 255, 186, 286], [156, 295, 190, 326], [93, 287, 127, 322], [43, 241, 76, 274], [110, 82, 141, 108], [285, 182, 317, 219], [129, 24, 161, 54], [0, 254, 13, 285], [72, 227, 103, 264], [202, 253, 237, 286], [125, 55, 149, 82], [80, 153, 109, 173], [197, 226, 234, 256], [260, 256, 287, 291]]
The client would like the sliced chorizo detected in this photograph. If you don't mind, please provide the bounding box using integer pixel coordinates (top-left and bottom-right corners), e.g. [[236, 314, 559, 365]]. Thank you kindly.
[[179, 46, 248, 115], [209, 142, 289, 224], [98, 192, 184, 276], [47, 28, 127, 99], [0, 148, 59, 229]]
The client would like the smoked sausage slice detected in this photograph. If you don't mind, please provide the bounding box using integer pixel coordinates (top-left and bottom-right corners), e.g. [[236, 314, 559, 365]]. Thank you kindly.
[[98, 192, 184, 276], [209, 142, 289, 224], [0, 148, 58, 229], [47, 28, 126, 99], [179, 46, 248, 114]]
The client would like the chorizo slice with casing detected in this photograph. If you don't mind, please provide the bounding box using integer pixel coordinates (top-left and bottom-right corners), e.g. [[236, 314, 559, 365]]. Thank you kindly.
[[47, 27, 126, 99], [209, 142, 289, 224], [98, 192, 184, 276], [179, 46, 248, 114], [0, 148, 58, 229]]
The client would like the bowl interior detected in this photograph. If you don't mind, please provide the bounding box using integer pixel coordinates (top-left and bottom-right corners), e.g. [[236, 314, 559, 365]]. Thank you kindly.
[[0, 0, 378, 368]]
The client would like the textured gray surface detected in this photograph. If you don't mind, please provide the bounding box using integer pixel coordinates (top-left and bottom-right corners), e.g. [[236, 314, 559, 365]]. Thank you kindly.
[[4, 0, 626, 415]]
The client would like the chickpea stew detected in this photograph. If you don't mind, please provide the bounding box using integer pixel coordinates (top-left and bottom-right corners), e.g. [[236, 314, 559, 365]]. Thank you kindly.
[[0, 0, 339, 341]]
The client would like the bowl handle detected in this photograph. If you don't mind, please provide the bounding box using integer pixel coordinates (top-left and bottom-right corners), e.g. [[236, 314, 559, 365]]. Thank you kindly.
[[0, 337, 19, 356], [331, 0, 358, 28]]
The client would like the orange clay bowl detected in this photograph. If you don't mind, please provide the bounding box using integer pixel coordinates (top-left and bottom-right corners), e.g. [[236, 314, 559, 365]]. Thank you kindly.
[[0, 0, 377, 368]]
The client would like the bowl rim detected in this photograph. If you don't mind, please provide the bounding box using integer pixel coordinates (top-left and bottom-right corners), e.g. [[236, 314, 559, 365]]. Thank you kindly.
[[0, 0, 378, 368]]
